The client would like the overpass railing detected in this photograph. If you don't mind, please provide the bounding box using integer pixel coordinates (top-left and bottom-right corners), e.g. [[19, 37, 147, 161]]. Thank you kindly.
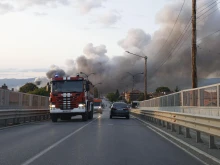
[[0, 89, 49, 110], [0, 89, 50, 127], [139, 83, 220, 116]]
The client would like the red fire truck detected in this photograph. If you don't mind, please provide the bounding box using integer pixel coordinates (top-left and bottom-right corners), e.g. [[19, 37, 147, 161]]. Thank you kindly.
[[47, 75, 94, 122]]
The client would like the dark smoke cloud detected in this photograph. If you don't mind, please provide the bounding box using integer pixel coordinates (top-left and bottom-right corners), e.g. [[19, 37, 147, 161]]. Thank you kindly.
[[46, 0, 220, 93], [46, 65, 66, 79], [144, 0, 220, 90]]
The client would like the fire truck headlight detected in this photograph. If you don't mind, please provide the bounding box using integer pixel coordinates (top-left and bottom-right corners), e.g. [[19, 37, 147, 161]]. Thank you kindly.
[[78, 104, 85, 109], [50, 105, 55, 108]]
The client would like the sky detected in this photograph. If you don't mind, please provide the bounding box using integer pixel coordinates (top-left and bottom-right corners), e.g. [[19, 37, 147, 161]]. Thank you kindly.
[[0, 0, 168, 78], [1, 0, 220, 93]]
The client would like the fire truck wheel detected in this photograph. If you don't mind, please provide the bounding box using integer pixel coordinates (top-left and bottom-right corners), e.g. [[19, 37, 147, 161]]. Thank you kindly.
[[82, 111, 88, 121], [88, 106, 93, 119], [51, 115, 58, 122]]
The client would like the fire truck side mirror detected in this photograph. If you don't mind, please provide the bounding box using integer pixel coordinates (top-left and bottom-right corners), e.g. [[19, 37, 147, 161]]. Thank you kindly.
[[46, 82, 50, 92], [86, 82, 90, 91]]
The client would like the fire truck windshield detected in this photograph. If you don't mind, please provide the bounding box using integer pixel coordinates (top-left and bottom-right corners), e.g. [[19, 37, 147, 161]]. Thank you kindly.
[[52, 81, 83, 93]]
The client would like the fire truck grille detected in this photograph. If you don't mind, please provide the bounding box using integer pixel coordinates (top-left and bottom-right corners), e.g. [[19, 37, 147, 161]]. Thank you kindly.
[[57, 97, 78, 110]]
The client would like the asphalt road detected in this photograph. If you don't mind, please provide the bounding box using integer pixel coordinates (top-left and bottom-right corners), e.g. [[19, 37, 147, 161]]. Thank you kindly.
[[0, 104, 203, 165]]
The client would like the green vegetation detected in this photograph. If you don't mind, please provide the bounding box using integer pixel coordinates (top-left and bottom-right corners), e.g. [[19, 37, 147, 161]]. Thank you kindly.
[[94, 87, 98, 98], [156, 86, 171, 93], [19, 83, 49, 96], [138, 93, 144, 101], [28, 87, 50, 97], [174, 86, 180, 92], [106, 89, 120, 102], [19, 83, 38, 93]]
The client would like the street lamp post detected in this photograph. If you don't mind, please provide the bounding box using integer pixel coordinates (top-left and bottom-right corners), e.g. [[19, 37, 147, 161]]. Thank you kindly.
[[80, 72, 96, 80], [93, 82, 102, 98], [126, 72, 143, 92], [125, 51, 148, 100]]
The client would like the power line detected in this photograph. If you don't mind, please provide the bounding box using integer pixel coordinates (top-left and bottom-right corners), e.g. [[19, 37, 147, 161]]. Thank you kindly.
[[197, 29, 220, 43], [197, 0, 219, 15], [197, 7, 219, 22], [150, 0, 220, 76], [150, 18, 192, 75], [197, 1, 220, 19], [153, 0, 186, 59]]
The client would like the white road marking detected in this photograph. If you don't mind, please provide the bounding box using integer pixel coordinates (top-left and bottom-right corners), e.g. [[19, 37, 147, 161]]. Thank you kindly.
[[21, 117, 100, 165], [132, 115, 220, 165]]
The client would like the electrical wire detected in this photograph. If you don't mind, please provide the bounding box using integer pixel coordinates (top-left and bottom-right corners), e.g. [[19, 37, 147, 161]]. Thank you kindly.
[[150, 18, 192, 75], [197, 0, 219, 15], [153, 0, 186, 59], [197, 1, 220, 19]]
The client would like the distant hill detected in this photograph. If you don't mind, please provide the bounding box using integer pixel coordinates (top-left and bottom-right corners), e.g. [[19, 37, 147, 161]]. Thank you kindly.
[[0, 77, 219, 91], [0, 78, 35, 89]]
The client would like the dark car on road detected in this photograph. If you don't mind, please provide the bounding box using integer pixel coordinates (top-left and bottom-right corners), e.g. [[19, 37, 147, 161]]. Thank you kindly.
[[110, 102, 130, 119]]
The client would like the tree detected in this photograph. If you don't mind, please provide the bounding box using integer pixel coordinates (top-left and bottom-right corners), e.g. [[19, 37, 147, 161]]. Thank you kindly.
[[28, 87, 50, 96], [156, 86, 171, 93], [94, 87, 98, 98], [138, 93, 144, 101], [115, 89, 120, 100], [106, 92, 117, 102], [174, 86, 180, 92], [19, 83, 38, 93]]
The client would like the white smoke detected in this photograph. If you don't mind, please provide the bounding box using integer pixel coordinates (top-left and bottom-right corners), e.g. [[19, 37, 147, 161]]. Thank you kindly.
[[34, 76, 49, 87]]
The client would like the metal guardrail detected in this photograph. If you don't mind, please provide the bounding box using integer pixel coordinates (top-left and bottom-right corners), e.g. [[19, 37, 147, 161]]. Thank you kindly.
[[131, 109, 220, 149], [0, 109, 50, 127]]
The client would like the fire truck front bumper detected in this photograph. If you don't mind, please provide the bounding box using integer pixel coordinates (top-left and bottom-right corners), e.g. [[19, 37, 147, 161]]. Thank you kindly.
[[50, 107, 86, 113]]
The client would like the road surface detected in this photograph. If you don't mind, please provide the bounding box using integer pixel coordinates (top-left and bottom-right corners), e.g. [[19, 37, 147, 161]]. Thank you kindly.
[[0, 105, 203, 165]]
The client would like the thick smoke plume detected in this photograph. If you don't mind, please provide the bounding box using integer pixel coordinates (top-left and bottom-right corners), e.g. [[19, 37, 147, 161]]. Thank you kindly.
[[46, 65, 66, 79], [34, 77, 49, 87], [46, 0, 220, 94]]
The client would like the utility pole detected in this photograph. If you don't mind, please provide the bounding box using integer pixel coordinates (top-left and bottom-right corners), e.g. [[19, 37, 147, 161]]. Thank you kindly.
[[192, 0, 197, 88]]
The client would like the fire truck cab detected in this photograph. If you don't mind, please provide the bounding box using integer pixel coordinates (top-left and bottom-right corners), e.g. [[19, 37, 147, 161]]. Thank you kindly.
[[47, 75, 94, 122]]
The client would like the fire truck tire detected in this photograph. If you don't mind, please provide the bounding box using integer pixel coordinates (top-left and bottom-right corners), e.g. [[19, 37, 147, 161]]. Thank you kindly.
[[88, 105, 93, 119], [51, 115, 58, 122], [82, 104, 89, 121]]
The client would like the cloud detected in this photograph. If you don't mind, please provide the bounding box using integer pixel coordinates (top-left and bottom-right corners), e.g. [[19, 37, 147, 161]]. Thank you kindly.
[[0, 0, 69, 14], [0, 0, 106, 15], [0, 2, 14, 14], [118, 28, 151, 50], [99, 11, 121, 26], [76, 0, 106, 14], [13, 0, 69, 9], [34, 12, 48, 16]]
